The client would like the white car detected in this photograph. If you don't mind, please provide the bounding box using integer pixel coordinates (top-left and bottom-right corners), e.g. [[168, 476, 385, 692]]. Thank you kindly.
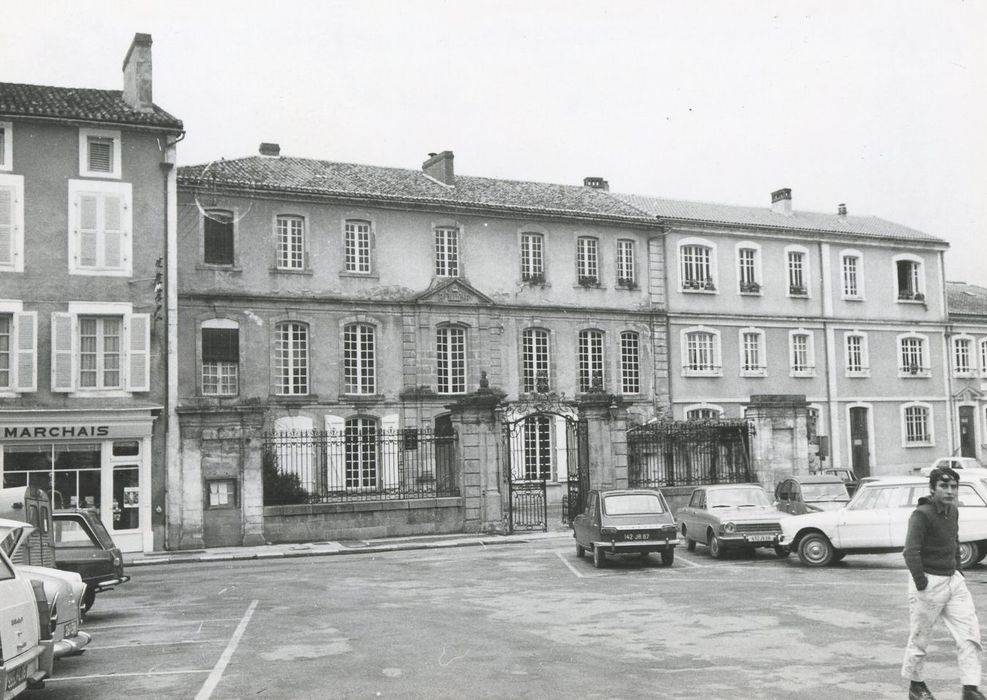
[[0, 534, 53, 699], [779, 475, 987, 567], [919, 457, 987, 477]]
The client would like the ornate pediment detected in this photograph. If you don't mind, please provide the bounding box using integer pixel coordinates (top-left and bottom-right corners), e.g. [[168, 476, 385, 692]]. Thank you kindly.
[[953, 385, 984, 402], [416, 278, 493, 306]]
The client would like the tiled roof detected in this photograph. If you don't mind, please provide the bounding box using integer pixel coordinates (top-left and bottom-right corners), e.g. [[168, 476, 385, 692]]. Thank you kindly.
[[178, 156, 652, 222], [614, 192, 946, 244], [0, 81, 183, 130], [948, 281, 987, 317]]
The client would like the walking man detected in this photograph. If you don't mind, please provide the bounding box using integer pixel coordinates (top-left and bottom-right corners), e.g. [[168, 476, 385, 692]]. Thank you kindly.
[[902, 466, 985, 699]]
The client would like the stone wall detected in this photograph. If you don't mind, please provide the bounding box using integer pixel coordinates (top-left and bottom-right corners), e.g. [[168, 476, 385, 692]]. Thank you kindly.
[[263, 498, 464, 542]]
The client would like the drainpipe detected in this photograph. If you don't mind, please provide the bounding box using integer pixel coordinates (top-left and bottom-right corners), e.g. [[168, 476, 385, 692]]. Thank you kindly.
[[818, 241, 840, 470]]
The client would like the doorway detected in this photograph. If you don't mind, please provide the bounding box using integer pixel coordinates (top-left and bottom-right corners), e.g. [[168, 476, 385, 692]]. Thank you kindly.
[[959, 406, 976, 458], [849, 407, 870, 478]]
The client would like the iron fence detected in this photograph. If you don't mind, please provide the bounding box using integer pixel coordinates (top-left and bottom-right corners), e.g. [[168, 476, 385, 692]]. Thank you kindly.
[[262, 427, 458, 504], [627, 419, 754, 488]]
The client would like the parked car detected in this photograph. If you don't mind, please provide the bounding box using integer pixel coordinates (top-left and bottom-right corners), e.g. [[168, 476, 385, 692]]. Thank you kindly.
[[822, 468, 860, 496], [779, 474, 987, 567], [52, 510, 129, 614], [919, 457, 987, 476], [0, 532, 53, 699], [677, 484, 789, 558], [572, 489, 679, 568], [775, 475, 851, 515], [0, 520, 91, 659]]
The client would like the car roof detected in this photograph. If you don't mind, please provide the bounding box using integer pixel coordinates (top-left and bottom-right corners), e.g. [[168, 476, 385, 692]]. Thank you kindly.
[[696, 483, 765, 491], [780, 475, 845, 483], [595, 489, 664, 497]]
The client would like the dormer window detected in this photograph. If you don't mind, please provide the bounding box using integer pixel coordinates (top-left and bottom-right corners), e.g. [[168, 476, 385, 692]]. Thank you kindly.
[[79, 128, 121, 179]]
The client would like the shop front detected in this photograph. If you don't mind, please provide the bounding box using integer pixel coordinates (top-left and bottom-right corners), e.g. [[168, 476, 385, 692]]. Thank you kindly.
[[0, 408, 159, 553]]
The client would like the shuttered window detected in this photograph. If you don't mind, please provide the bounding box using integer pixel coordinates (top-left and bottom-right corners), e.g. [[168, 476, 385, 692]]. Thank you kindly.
[[202, 327, 239, 396], [87, 136, 114, 173], [0, 185, 12, 266], [0, 315, 9, 388], [0, 173, 23, 271], [50, 310, 148, 393], [68, 180, 131, 275], [203, 210, 235, 265]]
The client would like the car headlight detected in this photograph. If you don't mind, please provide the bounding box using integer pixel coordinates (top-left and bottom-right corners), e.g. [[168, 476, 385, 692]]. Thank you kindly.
[[723, 522, 737, 534]]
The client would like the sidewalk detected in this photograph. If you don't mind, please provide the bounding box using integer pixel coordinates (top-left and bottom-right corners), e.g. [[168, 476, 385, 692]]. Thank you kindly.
[[125, 530, 573, 567]]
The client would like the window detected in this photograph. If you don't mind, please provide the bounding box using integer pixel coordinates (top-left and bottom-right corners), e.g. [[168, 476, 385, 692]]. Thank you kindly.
[[207, 479, 238, 509], [682, 327, 720, 376], [620, 331, 640, 394], [521, 328, 550, 392], [616, 239, 636, 287], [201, 323, 239, 396], [953, 336, 974, 376], [841, 251, 863, 299], [203, 210, 235, 266], [898, 335, 929, 376], [274, 321, 309, 395], [51, 304, 148, 393], [68, 180, 132, 275], [686, 407, 723, 420], [436, 326, 466, 394], [520, 232, 544, 282], [845, 333, 869, 376], [0, 173, 24, 271], [895, 256, 925, 301], [578, 329, 605, 392], [737, 244, 761, 294], [739, 328, 766, 376], [434, 226, 460, 277], [276, 215, 305, 270], [789, 330, 815, 376], [576, 237, 599, 284], [902, 404, 933, 446], [78, 128, 121, 179], [343, 323, 376, 395], [344, 220, 372, 274], [680, 240, 715, 291], [0, 121, 11, 171], [522, 415, 552, 480], [345, 417, 378, 488], [786, 246, 809, 296], [981, 339, 987, 378], [0, 308, 36, 393]]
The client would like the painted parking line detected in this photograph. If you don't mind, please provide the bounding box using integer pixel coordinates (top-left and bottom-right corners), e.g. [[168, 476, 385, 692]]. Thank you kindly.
[[46, 669, 211, 683], [555, 550, 591, 578], [85, 618, 243, 631], [92, 639, 229, 651], [194, 599, 258, 700]]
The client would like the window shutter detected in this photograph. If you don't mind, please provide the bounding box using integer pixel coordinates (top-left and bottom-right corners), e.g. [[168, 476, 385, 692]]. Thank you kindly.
[[324, 415, 345, 491], [78, 194, 99, 267], [202, 328, 239, 363], [103, 194, 122, 268], [51, 312, 75, 392], [380, 414, 400, 489], [0, 186, 12, 265], [127, 313, 150, 392], [88, 137, 113, 172], [14, 311, 37, 392]]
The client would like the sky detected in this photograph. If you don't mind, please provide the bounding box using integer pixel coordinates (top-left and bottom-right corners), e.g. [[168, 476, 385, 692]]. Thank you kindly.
[[3, 1, 985, 285]]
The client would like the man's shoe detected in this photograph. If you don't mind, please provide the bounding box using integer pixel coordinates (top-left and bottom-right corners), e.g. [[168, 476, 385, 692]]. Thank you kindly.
[[909, 683, 935, 700], [962, 688, 987, 700]]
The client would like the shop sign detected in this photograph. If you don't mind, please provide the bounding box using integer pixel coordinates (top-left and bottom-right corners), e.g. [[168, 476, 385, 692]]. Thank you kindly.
[[0, 424, 138, 440]]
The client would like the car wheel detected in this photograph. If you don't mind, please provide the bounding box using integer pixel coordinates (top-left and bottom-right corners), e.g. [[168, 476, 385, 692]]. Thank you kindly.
[[831, 551, 846, 563], [592, 545, 606, 569], [708, 531, 724, 559], [797, 533, 834, 566], [81, 586, 96, 614], [660, 548, 674, 567], [774, 545, 790, 558], [960, 542, 977, 569], [977, 543, 987, 564], [575, 543, 586, 558]]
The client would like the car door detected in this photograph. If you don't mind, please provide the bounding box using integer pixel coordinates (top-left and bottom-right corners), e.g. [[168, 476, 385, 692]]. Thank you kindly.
[[888, 485, 925, 547], [572, 492, 597, 546], [834, 485, 899, 548], [790, 482, 807, 515], [680, 489, 706, 537]]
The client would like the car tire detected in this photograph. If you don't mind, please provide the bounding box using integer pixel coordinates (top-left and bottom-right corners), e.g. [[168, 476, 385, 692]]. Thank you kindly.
[[774, 545, 790, 558], [660, 548, 674, 567], [81, 587, 96, 614], [797, 533, 834, 566], [960, 542, 977, 569], [831, 551, 846, 563], [682, 525, 696, 551], [708, 531, 724, 559], [575, 543, 586, 558], [977, 543, 987, 564], [592, 545, 606, 569]]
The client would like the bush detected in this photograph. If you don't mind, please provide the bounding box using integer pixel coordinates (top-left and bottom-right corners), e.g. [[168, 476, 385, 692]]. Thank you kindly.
[[262, 450, 310, 505]]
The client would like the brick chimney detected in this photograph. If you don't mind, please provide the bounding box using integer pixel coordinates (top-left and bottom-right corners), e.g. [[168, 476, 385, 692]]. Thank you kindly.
[[837, 203, 847, 216], [259, 142, 281, 157], [423, 151, 455, 186], [583, 177, 610, 191], [122, 33, 154, 112], [771, 188, 792, 215]]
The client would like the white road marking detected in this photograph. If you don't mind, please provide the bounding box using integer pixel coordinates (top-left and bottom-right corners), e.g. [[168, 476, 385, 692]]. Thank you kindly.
[[674, 555, 706, 567], [555, 550, 587, 578], [85, 618, 242, 631], [46, 669, 211, 682], [194, 599, 258, 700], [92, 639, 228, 651]]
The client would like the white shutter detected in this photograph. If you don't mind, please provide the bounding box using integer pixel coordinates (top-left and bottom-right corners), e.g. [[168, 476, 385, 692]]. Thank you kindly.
[[380, 414, 400, 489], [553, 416, 569, 482], [0, 185, 12, 265], [51, 312, 75, 392], [78, 193, 99, 268], [126, 313, 150, 392], [324, 415, 345, 492], [103, 194, 122, 269], [14, 312, 37, 392]]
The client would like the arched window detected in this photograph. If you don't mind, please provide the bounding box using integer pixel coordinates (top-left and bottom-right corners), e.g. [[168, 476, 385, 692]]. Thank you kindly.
[[521, 328, 550, 392], [344, 416, 378, 488], [620, 331, 640, 393], [343, 323, 376, 395], [274, 321, 308, 395], [578, 329, 605, 392], [436, 326, 467, 394]]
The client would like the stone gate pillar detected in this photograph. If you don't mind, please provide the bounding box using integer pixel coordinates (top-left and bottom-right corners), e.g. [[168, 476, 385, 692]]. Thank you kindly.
[[446, 383, 506, 534], [744, 394, 809, 488], [578, 392, 629, 490]]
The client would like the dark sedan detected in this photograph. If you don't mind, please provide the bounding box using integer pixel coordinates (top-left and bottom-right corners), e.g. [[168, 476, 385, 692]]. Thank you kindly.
[[572, 489, 679, 568]]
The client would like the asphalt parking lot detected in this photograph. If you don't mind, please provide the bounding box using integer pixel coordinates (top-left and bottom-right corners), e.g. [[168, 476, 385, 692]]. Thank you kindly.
[[22, 539, 987, 700]]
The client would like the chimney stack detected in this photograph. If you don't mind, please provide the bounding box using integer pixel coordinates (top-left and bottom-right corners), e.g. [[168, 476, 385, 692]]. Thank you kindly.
[[837, 203, 847, 216], [583, 177, 610, 191], [259, 142, 281, 157], [122, 33, 154, 112], [423, 151, 455, 186], [771, 188, 792, 216]]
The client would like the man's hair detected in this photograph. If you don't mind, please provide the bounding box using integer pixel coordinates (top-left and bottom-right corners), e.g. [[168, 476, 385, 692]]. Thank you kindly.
[[929, 466, 960, 490]]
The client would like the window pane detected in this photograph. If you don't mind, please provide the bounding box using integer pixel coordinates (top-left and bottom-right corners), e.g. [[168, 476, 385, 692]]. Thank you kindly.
[[113, 465, 140, 530], [204, 211, 235, 265]]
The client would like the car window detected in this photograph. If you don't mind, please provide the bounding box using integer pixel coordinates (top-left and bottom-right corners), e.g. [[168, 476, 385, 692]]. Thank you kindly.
[[603, 493, 664, 515], [0, 551, 13, 581], [0, 530, 18, 558], [689, 490, 705, 508], [849, 486, 896, 510], [801, 483, 850, 502], [901, 486, 926, 508], [707, 487, 771, 508], [958, 484, 987, 508], [54, 518, 100, 548]]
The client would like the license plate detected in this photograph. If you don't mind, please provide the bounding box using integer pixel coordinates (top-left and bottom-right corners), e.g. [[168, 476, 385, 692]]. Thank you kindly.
[[624, 533, 652, 541], [745, 534, 775, 543], [5, 659, 30, 691], [65, 620, 78, 637]]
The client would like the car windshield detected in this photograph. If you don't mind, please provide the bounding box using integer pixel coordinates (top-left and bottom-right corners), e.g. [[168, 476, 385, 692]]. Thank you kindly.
[[707, 487, 771, 508], [603, 493, 664, 515], [0, 530, 16, 558], [801, 483, 850, 502]]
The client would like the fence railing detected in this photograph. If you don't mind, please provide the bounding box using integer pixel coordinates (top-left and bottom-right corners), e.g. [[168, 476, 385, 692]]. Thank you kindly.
[[262, 428, 458, 504], [627, 419, 753, 488]]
